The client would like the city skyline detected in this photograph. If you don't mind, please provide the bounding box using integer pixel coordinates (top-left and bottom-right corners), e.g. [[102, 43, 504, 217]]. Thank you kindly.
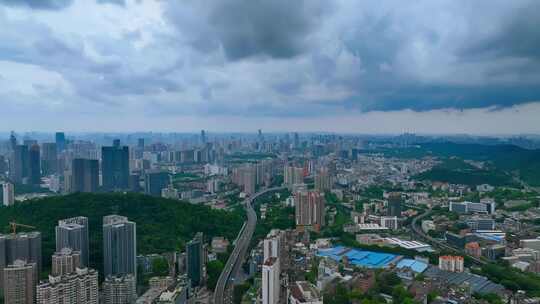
[[1, 0, 540, 133]]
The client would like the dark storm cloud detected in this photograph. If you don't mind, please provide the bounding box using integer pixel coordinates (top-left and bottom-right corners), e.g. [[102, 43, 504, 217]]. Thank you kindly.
[[166, 0, 330, 60], [459, 1, 540, 61]]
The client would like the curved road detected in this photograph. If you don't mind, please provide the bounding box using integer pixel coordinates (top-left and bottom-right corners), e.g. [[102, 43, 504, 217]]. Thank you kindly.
[[213, 187, 285, 304]]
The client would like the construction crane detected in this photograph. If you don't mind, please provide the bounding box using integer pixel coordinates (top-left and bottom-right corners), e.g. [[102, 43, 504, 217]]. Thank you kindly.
[[8, 222, 36, 235]]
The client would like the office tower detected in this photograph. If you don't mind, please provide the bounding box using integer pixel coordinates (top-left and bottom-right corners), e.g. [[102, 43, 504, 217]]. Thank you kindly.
[[200, 130, 206, 145], [262, 257, 280, 304], [28, 144, 41, 185], [186, 232, 204, 287], [144, 171, 170, 197], [10, 144, 28, 183], [51, 248, 81, 276], [102, 274, 136, 304], [293, 132, 300, 149], [0, 231, 42, 291], [2, 182, 15, 206], [36, 267, 98, 304], [387, 192, 403, 217], [103, 215, 137, 278], [56, 216, 89, 267], [9, 131, 17, 151], [101, 143, 130, 191], [3, 260, 37, 304], [137, 138, 145, 149], [314, 168, 332, 193], [41, 143, 58, 175], [71, 159, 99, 193], [0, 155, 6, 175], [55, 132, 66, 153], [283, 165, 304, 187], [294, 191, 325, 231]]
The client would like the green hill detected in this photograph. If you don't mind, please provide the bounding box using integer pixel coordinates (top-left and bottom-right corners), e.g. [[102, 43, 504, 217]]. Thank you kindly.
[[0, 193, 244, 276]]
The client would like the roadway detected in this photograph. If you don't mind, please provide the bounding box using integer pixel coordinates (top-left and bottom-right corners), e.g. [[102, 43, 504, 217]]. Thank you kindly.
[[213, 187, 285, 304]]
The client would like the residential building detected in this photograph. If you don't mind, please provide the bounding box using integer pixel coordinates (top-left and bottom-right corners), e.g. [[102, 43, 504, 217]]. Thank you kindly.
[[51, 248, 81, 276], [284, 165, 304, 188], [262, 257, 280, 304], [56, 216, 90, 267], [314, 168, 332, 193], [103, 215, 137, 278], [438, 256, 464, 273], [295, 191, 325, 231], [36, 267, 98, 304], [186, 232, 204, 287], [3, 260, 37, 304], [2, 182, 14, 206], [102, 274, 137, 304], [0, 231, 42, 291]]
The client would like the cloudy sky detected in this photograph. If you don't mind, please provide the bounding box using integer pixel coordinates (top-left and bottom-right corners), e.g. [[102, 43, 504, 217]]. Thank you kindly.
[[0, 0, 539, 134]]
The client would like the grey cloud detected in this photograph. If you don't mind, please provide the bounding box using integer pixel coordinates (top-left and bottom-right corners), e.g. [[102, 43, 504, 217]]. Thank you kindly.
[[459, 2, 540, 61], [167, 0, 330, 60]]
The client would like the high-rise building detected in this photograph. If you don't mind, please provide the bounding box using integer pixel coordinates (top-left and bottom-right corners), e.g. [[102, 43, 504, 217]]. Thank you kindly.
[[0, 231, 42, 291], [41, 143, 58, 175], [144, 171, 170, 197], [103, 215, 137, 278], [294, 191, 325, 231], [232, 165, 256, 195], [71, 159, 99, 193], [2, 182, 15, 206], [3, 260, 37, 304], [186, 232, 204, 287], [387, 192, 402, 217], [51, 248, 81, 276], [10, 144, 28, 183], [314, 168, 332, 193], [101, 143, 130, 191], [28, 144, 41, 185], [200, 130, 207, 145], [284, 165, 304, 188], [56, 216, 89, 267], [36, 267, 98, 304], [102, 274, 136, 304], [55, 132, 66, 153], [0, 155, 7, 176], [262, 257, 280, 304], [438, 255, 464, 273]]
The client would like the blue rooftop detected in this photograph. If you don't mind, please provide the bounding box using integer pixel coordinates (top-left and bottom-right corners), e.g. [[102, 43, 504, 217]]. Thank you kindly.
[[396, 259, 428, 273], [317, 246, 402, 268]]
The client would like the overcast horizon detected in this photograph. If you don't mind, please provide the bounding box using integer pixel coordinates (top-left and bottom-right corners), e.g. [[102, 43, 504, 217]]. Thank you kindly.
[[1, 0, 539, 133]]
